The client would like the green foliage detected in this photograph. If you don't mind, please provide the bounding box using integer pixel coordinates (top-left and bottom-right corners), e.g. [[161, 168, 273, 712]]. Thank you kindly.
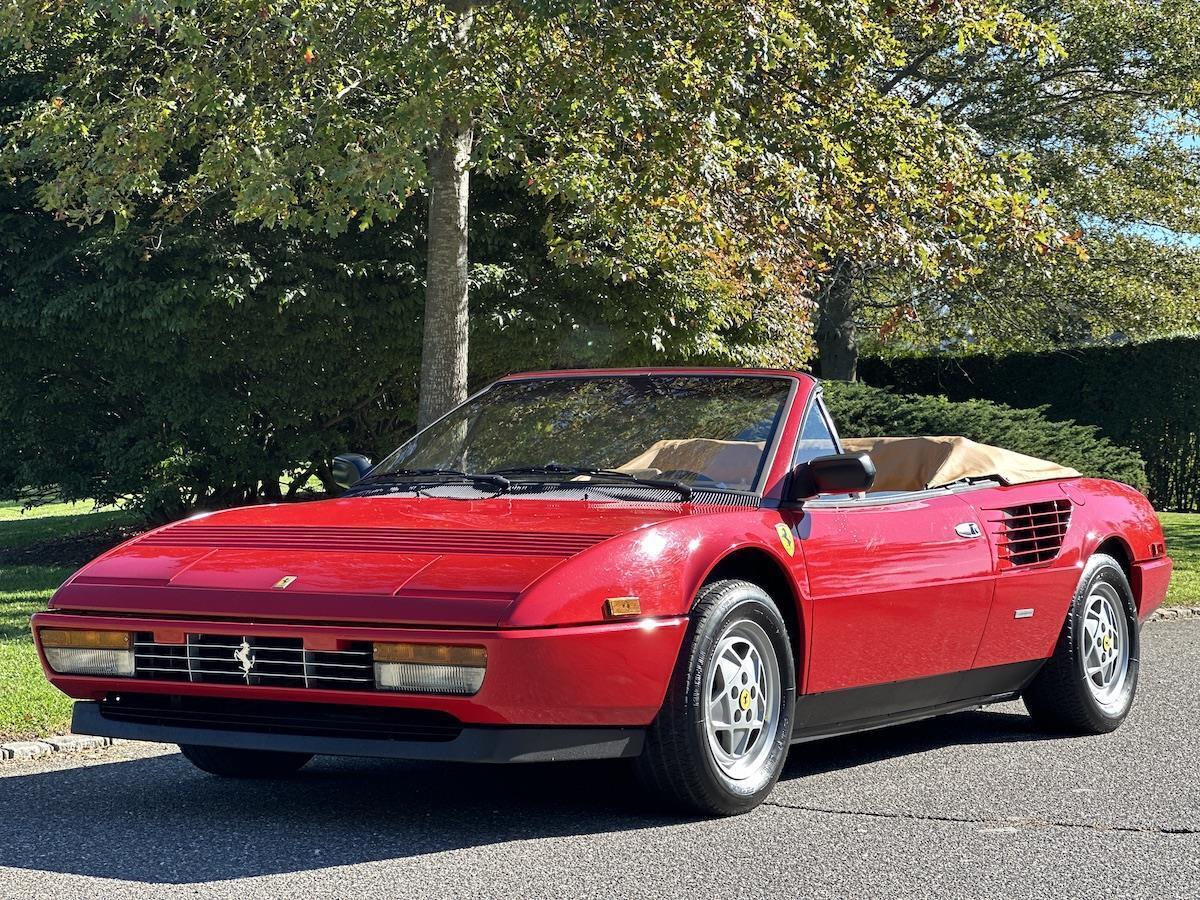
[[851, 0, 1200, 357], [823, 382, 1147, 490], [0, 0, 1090, 518], [0, 167, 802, 519], [1, 0, 1069, 355], [859, 336, 1200, 510]]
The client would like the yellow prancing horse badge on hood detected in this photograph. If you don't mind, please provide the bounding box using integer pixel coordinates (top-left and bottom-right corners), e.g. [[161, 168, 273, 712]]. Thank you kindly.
[[775, 523, 795, 557]]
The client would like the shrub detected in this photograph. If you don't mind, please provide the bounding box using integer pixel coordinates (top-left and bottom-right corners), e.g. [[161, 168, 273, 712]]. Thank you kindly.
[[859, 336, 1200, 511], [822, 382, 1148, 490]]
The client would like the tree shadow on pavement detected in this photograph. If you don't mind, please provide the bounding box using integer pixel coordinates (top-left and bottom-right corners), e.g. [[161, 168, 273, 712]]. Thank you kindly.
[[0, 706, 1055, 885], [0, 751, 665, 883]]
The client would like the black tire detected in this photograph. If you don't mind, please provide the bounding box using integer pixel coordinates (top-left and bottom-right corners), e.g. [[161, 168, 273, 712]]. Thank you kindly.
[[1022, 553, 1140, 734], [179, 744, 313, 778], [636, 579, 796, 816]]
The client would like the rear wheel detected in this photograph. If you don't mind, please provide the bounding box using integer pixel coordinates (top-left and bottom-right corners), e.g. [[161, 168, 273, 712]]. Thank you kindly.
[[1023, 553, 1139, 734], [179, 744, 313, 778], [636, 579, 795, 816]]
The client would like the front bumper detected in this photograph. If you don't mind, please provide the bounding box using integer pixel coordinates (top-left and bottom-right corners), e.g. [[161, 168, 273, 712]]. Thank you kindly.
[[72, 698, 644, 763], [33, 611, 688, 728]]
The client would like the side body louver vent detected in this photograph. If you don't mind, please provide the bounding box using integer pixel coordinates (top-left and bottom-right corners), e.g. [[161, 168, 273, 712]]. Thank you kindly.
[[990, 499, 1072, 568], [139, 524, 611, 557]]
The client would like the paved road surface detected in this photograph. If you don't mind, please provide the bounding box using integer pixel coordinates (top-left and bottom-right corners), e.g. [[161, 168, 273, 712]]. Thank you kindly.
[[2, 620, 1197, 899]]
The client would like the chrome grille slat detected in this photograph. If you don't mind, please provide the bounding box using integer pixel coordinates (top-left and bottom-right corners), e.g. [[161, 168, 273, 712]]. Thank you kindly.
[[133, 632, 373, 692], [134, 641, 369, 656], [137, 656, 368, 670], [135, 667, 371, 682]]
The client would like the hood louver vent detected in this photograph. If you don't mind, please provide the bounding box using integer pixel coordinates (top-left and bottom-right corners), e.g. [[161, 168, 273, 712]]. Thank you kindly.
[[991, 499, 1072, 568], [140, 524, 611, 557]]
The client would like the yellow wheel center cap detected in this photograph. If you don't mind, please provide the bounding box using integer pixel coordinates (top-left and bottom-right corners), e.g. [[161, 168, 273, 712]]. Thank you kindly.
[[739, 688, 752, 711], [1103, 635, 1113, 652]]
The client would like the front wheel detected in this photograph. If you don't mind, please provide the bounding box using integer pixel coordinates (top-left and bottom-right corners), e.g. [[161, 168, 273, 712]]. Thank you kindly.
[[179, 743, 313, 778], [1022, 553, 1140, 734], [636, 579, 795, 816]]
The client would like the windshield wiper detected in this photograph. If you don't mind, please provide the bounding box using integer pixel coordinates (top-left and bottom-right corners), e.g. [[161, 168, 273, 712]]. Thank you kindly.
[[365, 468, 511, 490], [489, 464, 692, 500]]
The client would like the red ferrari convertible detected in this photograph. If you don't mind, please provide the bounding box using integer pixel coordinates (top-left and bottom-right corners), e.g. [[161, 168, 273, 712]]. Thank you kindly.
[[32, 369, 1171, 814]]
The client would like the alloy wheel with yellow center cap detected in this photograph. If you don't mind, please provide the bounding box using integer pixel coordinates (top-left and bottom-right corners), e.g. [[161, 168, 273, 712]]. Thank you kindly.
[[1080, 582, 1131, 714], [702, 618, 782, 781]]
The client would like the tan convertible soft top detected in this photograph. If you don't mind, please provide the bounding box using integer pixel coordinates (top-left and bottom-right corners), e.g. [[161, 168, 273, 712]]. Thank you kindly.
[[840, 435, 1081, 493]]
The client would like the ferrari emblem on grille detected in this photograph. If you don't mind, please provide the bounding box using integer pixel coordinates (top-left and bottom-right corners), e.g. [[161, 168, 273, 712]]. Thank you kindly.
[[775, 523, 796, 557], [273, 575, 297, 590], [233, 639, 256, 680]]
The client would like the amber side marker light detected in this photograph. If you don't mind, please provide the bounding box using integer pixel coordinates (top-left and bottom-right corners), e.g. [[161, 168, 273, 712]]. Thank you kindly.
[[372, 642, 487, 695], [39, 629, 135, 677], [605, 597, 642, 618]]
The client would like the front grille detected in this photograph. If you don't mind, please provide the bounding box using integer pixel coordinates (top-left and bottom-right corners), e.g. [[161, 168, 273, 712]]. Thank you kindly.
[[134, 633, 373, 691], [991, 499, 1072, 567], [99, 693, 462, 742]]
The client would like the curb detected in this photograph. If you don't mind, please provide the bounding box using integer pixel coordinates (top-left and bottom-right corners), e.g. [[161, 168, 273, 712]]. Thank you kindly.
[[1148, 606, 1200, 622], [0, 734, 118, 762]]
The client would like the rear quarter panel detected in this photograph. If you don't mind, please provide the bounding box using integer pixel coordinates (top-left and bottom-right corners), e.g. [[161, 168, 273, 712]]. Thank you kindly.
[[970, 479, 1167, 670]]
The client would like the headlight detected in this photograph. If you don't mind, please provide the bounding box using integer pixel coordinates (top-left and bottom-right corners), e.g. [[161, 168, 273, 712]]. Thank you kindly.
[[373, 642, 486, 695], [40, 629, 135, 676]]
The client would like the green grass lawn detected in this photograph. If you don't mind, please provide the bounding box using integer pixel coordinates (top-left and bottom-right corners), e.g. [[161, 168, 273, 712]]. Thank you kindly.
[[0, 501, 134, 739], [0, 498, 131, 547], [0, 564, 76, 738], [0, 502, 1197, 740], [1161, 512, 1200, 609]]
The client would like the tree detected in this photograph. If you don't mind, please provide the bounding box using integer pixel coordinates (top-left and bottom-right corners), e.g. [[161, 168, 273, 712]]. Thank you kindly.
[[0, 28, 821, 519], [818, 0, 1200, 376], [3, 0, 1063, 410]]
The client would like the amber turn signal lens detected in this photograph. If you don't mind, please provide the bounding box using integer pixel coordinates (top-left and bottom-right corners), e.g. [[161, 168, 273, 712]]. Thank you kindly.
[[605, 597, 642, 617], [372, 642, 487, 667], [39, 629, 132, 650]]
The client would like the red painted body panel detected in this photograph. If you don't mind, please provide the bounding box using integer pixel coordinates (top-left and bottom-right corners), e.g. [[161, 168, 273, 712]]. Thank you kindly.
[[32, 367, 1172, 737], [32, 611, 687, 726], [799, 493, 995, 692]]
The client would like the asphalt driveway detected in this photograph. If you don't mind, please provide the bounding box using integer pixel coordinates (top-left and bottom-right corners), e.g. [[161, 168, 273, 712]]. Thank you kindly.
[[1, 620, 1197, 899]]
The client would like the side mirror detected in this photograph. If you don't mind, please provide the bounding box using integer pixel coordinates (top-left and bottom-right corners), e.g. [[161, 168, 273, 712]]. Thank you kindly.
[[787, 452, 876, 502], [332, 453, 374, 490]]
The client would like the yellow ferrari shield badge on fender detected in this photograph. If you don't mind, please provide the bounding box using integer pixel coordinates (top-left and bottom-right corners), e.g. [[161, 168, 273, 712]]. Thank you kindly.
[[775, 523, 795, 557]]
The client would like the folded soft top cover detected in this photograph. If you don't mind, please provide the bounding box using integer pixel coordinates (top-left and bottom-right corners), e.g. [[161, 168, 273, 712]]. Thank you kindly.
[[840, 435, 1081, 493]]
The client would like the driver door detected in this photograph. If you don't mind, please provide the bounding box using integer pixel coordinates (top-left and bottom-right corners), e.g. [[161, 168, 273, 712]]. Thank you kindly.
[[786, 396, 995, 722], [798, 493, 995, 694]]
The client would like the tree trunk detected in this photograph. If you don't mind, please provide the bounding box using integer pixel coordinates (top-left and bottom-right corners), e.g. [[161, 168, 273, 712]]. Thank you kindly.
[[814, 257, 859, 382], [417, 2, 475, 428], [417, 121, 473, 427]]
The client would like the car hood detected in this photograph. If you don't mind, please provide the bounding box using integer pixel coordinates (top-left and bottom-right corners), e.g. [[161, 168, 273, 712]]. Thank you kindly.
[[50, 497, 695, 627]]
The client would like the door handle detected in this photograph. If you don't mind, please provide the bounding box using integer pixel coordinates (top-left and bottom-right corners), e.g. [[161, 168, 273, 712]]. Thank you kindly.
[[955, 522, 982, 539]]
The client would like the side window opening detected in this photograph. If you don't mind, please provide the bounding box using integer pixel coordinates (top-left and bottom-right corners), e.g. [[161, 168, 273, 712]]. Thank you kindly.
[[793, 396, 840, 466]]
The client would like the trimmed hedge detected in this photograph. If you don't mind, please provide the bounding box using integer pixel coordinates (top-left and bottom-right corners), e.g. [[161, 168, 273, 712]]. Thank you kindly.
[[823, 382, 1148, 490], [858, 336, 1199, 511]]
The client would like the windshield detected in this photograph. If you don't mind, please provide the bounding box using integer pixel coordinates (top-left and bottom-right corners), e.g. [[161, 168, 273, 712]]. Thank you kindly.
[[371, 375, 793, 493]]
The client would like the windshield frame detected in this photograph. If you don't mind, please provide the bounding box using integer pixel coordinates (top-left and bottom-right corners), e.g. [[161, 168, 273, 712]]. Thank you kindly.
[[371, 371, 801, 498]]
